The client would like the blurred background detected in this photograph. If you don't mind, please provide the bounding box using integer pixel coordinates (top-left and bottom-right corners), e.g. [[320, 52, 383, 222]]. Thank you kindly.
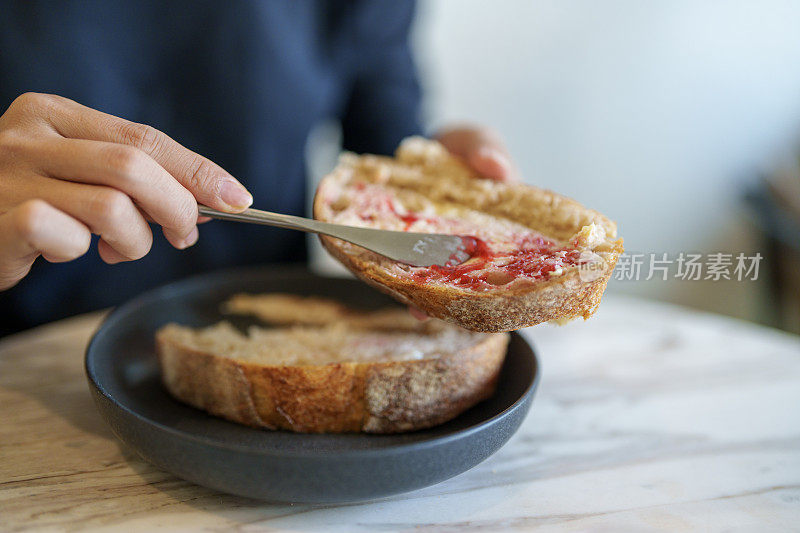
[[310, 0, 800, 333]]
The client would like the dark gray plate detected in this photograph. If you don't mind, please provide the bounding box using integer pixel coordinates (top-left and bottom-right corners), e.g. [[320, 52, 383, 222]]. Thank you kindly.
[[85, 266, 539, 503]]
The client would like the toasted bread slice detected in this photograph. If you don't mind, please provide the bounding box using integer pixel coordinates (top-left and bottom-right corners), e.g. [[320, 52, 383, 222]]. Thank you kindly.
[[313, 137, 624, 332], [156, 294, 509, 433]]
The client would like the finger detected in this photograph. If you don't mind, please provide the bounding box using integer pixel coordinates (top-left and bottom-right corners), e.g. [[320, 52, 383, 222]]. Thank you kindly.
[[96, 238, 132, 265], [136, 206, 210, 233], [468, 146, 514, 182], [34, 93, 253, 212], [30, 137, 199, 248], [437, 127, 519, 182], [0, 200, 91, 290], [165, 225, 198, 248], [5, 174, 154, 261], [408, 306, 430, 321]]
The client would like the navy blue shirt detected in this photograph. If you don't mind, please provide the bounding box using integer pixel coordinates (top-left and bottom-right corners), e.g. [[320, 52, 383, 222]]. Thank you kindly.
[[0, 1, 422, 335]]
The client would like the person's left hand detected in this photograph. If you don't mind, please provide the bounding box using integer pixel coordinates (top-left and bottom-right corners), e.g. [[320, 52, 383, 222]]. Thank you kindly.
[[436, 125, 519, 183]]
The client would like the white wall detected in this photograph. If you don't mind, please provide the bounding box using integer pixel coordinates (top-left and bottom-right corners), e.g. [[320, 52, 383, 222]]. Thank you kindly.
[[412, 0, 800, 321]]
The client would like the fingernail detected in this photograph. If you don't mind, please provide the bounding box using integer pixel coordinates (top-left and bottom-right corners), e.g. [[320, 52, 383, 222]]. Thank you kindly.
[[220, 180, 253, 209], [179, 227, 199, 249]]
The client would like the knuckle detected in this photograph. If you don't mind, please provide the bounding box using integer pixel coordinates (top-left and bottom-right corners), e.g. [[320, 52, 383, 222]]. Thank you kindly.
[[187, 158, 221, 195], [166, 194, 197, 232], [93, 188, 134, 225], [13, 92, 44, 109], [103, 144, 143, 181], [117, 122, 162, 154], [11, 92, 57, 116], [11, 199, 51, 240]]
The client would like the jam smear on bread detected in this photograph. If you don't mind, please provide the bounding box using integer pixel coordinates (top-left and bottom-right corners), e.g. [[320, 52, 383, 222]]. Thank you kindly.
[[351, 186, 585, 291], [414, 234, 582, 291]]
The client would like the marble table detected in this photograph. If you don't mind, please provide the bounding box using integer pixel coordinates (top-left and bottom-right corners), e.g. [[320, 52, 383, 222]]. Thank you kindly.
[[1, 295, 798, 532]]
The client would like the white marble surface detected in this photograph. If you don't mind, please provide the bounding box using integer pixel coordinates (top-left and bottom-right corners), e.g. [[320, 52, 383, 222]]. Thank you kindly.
[[2, 295, 799, 531]]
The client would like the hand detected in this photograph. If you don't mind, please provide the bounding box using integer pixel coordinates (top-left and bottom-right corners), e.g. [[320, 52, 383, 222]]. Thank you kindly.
[[437, 125, 519, 182], [0, 93, 253, 290]]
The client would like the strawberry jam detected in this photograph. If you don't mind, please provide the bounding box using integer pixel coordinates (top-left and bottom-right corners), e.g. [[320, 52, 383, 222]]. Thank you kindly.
[[411, 232, 581, 291], [385, 201, 437, 231], [398, 212, 421, 231], [343, 186, 582, 291]]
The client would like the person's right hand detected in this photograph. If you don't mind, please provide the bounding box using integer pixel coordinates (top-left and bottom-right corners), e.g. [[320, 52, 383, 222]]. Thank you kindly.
[[0, 93, 253, 290]]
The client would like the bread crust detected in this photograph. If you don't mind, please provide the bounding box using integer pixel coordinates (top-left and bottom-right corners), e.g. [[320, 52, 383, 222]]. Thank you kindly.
[[156, 328, 509, 434], [313, 137, 623, 332], [319, 239, 618, 332]]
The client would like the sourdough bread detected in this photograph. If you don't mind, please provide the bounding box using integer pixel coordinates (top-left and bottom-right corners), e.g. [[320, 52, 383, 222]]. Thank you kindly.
[[313, 137, 624, 332], [156, 294, 509, 433]]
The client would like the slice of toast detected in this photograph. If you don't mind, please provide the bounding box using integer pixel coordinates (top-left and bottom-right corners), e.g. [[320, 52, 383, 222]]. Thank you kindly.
[[156, 294, 509, 434], [313, 137, 624, 332]]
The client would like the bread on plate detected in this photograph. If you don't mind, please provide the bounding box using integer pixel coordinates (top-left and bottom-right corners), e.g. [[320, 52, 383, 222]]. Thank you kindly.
[[156, 294, 509, 434]]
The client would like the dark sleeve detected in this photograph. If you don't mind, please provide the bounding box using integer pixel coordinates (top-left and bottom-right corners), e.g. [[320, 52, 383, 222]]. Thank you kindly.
[[340, 0, 423, 156]]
